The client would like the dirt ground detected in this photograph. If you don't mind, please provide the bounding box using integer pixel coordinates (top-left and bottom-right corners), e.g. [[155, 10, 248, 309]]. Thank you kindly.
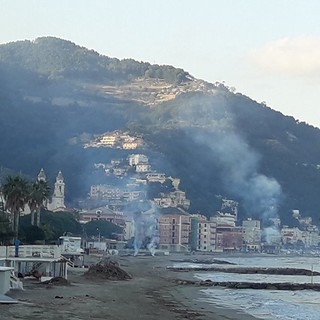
[[2, 253, 256, 320]]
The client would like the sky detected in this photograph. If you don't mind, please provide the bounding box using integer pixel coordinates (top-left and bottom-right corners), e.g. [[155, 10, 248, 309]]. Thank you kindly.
[[1, 0, 320, 127]]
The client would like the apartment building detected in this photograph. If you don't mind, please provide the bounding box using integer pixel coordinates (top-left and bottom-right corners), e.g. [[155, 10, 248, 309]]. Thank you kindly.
[[157, 208, 191, 252], [197, 216, 216, 251], [242, 219, 262, 251]]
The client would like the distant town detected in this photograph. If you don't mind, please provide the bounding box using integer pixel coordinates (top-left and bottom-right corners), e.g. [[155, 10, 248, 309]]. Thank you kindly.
[[18, 138, 318, 256]]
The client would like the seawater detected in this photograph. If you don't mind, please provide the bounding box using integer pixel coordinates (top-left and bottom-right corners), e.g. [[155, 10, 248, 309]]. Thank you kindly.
[[172, 256, 320, 320]]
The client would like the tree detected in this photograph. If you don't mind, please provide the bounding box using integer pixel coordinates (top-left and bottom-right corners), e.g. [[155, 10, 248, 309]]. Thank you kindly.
[[20, 225, 46, 244], [0, 204, 13, 245], [2, 175, 30, 240], [83, 220, 123, 238], [28, 180, 50, 226]]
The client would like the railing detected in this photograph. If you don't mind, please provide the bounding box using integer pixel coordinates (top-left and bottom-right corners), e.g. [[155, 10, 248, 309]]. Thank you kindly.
[[60, 255, 75, 268], [0, 245, 62, 259]]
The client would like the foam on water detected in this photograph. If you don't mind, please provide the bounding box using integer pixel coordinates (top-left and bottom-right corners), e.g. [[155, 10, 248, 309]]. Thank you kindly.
[[172, 255, 320, 320], [198, 288, 320, 320]]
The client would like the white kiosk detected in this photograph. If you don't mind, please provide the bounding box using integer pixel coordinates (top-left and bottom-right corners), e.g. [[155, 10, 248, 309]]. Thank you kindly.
[[0, 267, 13, 295]]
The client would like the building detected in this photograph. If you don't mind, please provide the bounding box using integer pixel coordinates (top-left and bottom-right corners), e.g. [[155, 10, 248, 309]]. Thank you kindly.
[[169, 190, 190, 209], [242, 219, 261, 251], [47, 171, 66, 211], [210, 212, 236, 227], [215, 226, 244, 252], [99, 134, 117, 147], [157, 207, 191, 252], [135, 163, 151, 173], [36, 169, 66, 212], [122, 142, 138, 150], [281, 226, 303, 246], [89, 184, 145, 202], [197, 215, 216, 252], [128, 154, 149, 167], [146, 173, 166, 183], [79, 207, 125, 227]]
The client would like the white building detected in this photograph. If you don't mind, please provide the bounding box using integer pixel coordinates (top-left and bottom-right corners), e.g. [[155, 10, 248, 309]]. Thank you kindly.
[[47, 171, 66, 211], [210, 212, 236, 227], [197, 216, 216, 251], [128, 154, 148, 166], [242, 219, 261, 251], [136, 163, 151, 173]]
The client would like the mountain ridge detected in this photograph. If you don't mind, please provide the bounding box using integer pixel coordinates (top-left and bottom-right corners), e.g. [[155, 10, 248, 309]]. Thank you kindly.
[[0, 37, 320, 226]]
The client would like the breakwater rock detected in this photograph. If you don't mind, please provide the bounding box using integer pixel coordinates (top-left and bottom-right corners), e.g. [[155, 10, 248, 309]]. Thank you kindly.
[[168, 266, 320, 276], [175, 279, 320, 291], [170, 258, 236, 265]]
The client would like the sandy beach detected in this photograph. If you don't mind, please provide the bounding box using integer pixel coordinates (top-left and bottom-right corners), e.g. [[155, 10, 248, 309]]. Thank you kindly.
[[2, 253, 257, 320]]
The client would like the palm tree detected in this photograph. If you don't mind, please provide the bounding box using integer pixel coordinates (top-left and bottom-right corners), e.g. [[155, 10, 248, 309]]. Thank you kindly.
[[2, 175, 30, 240], [28, 180, 50, 226]]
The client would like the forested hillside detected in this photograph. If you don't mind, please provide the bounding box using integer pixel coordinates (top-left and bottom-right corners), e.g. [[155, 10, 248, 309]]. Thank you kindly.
[[1, 37, 320, 225]]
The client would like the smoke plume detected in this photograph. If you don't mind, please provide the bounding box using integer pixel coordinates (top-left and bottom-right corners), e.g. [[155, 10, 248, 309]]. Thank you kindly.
[[133, 202, 159, 256], [194, 131, 282, 222]]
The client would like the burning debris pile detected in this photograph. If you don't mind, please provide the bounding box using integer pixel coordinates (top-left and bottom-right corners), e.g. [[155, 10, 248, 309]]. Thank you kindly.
[[84, 260, 132, 281]]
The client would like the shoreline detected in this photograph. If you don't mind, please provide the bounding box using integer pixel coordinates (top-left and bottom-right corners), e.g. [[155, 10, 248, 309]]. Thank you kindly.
[[2, 253, 258, 320]]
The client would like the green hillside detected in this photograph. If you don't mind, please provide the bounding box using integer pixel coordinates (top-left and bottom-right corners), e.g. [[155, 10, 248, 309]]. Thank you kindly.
[[1, 37, 320, 226]]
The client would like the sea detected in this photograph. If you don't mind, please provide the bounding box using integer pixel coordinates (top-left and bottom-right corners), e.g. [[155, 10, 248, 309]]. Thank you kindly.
[[171, 255, 320, 320]]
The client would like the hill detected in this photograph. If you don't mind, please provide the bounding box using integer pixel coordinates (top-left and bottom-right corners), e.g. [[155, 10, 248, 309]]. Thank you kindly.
[[1, 37, 320, 226]]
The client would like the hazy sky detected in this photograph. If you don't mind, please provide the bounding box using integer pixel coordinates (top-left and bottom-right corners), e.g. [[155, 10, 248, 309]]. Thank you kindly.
[[2, 0, 320, 127]]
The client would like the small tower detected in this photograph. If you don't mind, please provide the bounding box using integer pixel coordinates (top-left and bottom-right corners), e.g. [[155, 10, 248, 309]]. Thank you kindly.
[[50, 171, 65, 210], [37, 168, 46, 182]]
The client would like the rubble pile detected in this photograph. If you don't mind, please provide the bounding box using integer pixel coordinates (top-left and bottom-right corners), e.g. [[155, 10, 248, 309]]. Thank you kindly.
[[84, 260, 132, 281], [41, 277, 69, 286]]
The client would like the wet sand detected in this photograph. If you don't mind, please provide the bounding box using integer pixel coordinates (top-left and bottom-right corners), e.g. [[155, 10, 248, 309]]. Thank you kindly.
[[2, 253, 257, 320]]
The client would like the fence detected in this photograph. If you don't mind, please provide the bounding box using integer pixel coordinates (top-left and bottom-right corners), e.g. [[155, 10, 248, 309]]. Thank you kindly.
[[0, 245, 62, 259]]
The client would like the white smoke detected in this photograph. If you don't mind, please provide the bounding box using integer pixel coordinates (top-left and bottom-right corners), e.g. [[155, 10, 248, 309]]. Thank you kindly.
[[194, 131, 282, 222], [133, 203, 159, 256], [262, 226, 281, 245]]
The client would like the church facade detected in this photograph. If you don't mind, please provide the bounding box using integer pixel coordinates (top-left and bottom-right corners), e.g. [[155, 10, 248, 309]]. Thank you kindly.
[[38, 168, 66, 212]]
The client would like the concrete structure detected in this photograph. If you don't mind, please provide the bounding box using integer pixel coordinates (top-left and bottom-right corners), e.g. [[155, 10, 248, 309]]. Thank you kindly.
[[99, 134, 117, 146], [210, 212, 236, 227], [48, 171, 65, 211], [124, 219, 135, 240], [89, 185, 145, 202], [146, 173, 166, 183], [281, 227, 303, 246], [0, 245, 68, 280], [0, 267, 13, 295], [197, 215, 212, 251], [79, 207, 125, 227], [242, 219, 262, 251], [37, 169, 66, 212], [58, 236, 84, 255], [157, 207, 191, 252], [135, 163, 151, 173], [215, 226, 244, 251], [128, 154, 148, 166]]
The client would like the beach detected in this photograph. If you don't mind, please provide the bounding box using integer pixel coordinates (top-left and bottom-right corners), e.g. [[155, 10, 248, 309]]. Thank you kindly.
[[2, 253, 257, 320]]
